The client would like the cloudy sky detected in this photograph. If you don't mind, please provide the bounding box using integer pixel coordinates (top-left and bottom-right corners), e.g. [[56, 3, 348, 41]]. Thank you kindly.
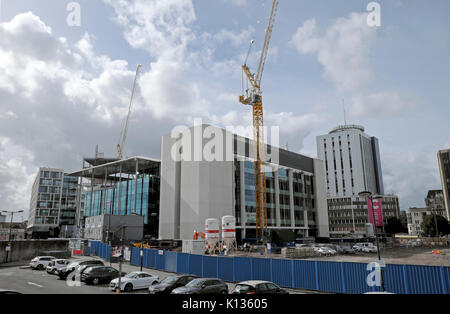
[[0, 0, 449, 222]]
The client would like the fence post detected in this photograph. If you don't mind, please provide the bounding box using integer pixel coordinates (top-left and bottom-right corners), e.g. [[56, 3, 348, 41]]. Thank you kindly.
[[201, 256, 205, 278], [340, 263, 346, 294], [315, 261, 319, 291], [403, 265, 409, 294], [249, 258, 253, 280], [440, 266, 448, 294], [291, 260, 295, 289], [232, 257, 235, 283], [270, 259, 273, 283], [216, 256, 219, 278]]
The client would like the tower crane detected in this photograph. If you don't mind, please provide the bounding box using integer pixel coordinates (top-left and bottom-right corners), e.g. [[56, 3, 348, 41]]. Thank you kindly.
[[117, 64, 142, 160], [239, 0, 279, 241]]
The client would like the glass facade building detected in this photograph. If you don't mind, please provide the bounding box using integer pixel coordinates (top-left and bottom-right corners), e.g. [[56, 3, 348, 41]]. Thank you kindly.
[[27, 168, 78, 237], [69, 157, 161, 239], [84, 174, 160, 226], [235, 159, 317, 240]]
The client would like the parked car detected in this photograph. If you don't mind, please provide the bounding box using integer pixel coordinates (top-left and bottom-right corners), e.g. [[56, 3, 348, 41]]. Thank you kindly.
[[340, 246, 356, 254], [57, 259, 104, 279], [171, 278, 228, 295], [29, 256, 56, 270], [353, 243, 377, 253], [313, 246, 336, 256], [46, 259, 70, 274], [81, 266, 126, 285], [0, 289, 21, 294], [232, 281, 288, 295], [110, 271, 159, 292], [148, 275, 198, 294]]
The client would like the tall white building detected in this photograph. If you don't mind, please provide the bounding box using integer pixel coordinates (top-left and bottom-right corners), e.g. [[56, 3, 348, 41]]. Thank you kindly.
[[316, 125, 384, 197]]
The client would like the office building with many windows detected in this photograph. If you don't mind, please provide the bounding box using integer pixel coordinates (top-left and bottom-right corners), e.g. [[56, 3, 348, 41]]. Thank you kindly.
[[159, 124, 329, 242], [316, 125, 384, 197], [425, 190, 447, 219], [438, 149, 450, 220], [327, 194, 400, 237], [27, 168, 78, 238]]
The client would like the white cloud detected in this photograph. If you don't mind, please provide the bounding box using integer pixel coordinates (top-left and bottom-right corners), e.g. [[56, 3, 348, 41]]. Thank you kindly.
[[382, 150, 441, 209], [290, 12, 376, 91], [349, 91, 415, 119]]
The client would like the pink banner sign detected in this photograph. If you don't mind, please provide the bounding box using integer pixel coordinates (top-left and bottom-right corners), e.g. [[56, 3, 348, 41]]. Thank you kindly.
[[367, 197, 384, 227]]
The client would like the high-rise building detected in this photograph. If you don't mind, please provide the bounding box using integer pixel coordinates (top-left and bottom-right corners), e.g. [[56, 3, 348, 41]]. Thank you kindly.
[[27, 168, 78, 238], [159, 124, 329, 242], [316, 125, 384, 197], [425, 190, 447, 219], [438, 149, 450, 220]]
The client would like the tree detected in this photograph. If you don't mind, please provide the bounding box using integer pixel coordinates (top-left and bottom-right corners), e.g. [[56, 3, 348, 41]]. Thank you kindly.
[[420, 215, 449, 237], [384, 217, 408, 235]]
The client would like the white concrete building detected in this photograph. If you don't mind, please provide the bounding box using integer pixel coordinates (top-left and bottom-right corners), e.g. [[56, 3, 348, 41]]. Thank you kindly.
[[159, 124, 329, 242], [316, 125, 384, 197], [406, 208, 430, 235]]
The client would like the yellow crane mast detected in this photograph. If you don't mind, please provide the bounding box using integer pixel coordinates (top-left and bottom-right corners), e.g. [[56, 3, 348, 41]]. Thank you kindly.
[[239, 0, 279, 241]]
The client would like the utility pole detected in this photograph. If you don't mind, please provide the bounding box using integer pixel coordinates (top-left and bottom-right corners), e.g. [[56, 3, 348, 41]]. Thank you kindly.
[[2, 210, 24, 263], [359, 192, 386, 292], [116, 226, 125, 294]]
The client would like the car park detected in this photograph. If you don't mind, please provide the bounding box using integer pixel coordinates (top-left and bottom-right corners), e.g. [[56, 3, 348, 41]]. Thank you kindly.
[[171, 278, 228, 295], [232, 281, 288, 294], [46, 259, 70, 274], [30, 256, 56, 270], [57, 259, 104, 279], [148, 275, 198, 294], [110, 271, 159, 292], [81, 266, 126, 285]]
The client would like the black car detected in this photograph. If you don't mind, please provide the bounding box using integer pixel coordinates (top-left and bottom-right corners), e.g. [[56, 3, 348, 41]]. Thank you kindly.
[[232, 281, 288, 294], [57, 260, 104, 280], [171, 278, 228, 295], [81, 266, 126, 285], [148, 275, 198, 294]]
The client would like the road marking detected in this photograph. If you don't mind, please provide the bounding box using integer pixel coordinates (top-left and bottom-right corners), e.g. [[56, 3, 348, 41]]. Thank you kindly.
[[28, 282, 44, 288]]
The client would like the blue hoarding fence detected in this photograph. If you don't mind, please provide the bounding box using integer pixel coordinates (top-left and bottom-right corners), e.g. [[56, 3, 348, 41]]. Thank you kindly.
[[89, 244, 449, 294], [88, 241, 111, 262]]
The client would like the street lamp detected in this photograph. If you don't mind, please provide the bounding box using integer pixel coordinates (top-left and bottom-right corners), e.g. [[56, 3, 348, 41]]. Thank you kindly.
[[1, 210, 24, 263], [358, 191, 385, 292]]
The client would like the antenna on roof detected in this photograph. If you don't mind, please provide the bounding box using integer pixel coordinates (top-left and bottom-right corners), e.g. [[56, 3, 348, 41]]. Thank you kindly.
[[342, 99, 347, 126]]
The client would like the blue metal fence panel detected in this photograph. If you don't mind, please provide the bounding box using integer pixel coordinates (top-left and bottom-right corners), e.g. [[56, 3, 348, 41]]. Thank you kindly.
[[316, 261, 344, 293], [292, 260, 316, 291], [234, 257, 252, 282], [385, 264, 407, 294], [86, 243, 450, 295], [271, 259, 293, 288], [149, 249, 157, 269], [251, 258, 271, 282], [189, 255, 203, 277], [165, 251, 177, 273], [218, 257, 234, 282], [176, 253, 190, 275], [203, 256, 218, 278], [406, 265, 444, 294], [441, 267, 450, 294], [131, 247, 140, 266], [342, 262, 371, 294], [155, 250, 165, 270]]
